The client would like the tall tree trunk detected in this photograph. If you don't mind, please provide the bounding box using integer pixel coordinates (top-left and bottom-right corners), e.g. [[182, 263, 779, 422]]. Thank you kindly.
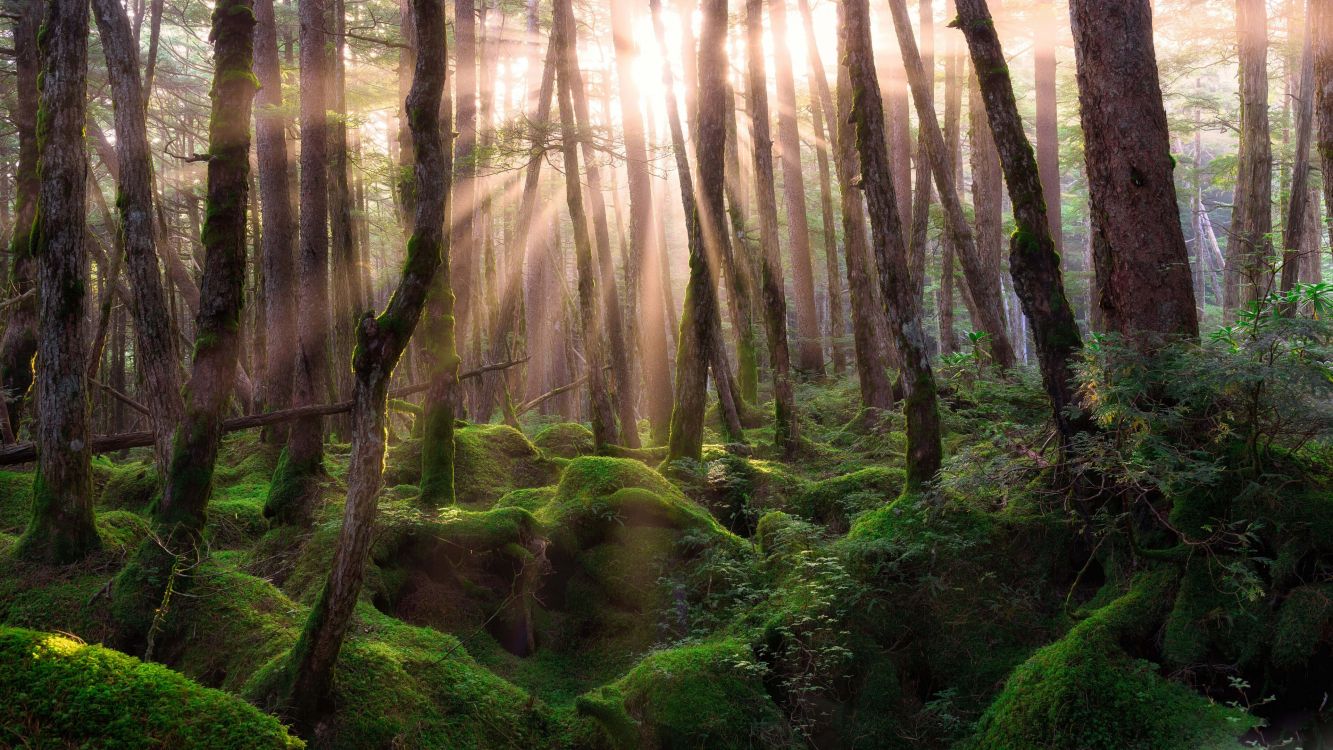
[[91, 0, 185, 476], [274, 0, 446, 722], [329, 0, 361, 430], [0, 0, 40, 438], [611, 0, 673, 444], [554, 0, 618, 449], [906, 0, 933, 305], [1280, 11, 1315, 296], [843, 0, 942, 488], [938, 0, 961, 355], [769, 0, 823, 374], [115, 0, 257, 652], [451, 0, 477, 386], [1226, 0, 1273, 315], [266, 0, 332, 525], [1318, 0, 1333, 257], [955, 0, 1090, 444], [253, 0, 296, 444], [1034, 0, 1061, 259], [745, 0, 799, 454], [1069, 0, 1199, 344], [886, 0, 1015, 367], [16, 0, 100, 564], [720, 80, 761, 407]]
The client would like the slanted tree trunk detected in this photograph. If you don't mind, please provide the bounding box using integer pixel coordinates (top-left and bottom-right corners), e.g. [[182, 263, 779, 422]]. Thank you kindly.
[[266, 0, 332, 524], [253, 0, 296, 444], [1280, 9, 1315, 296], [886, 0, 1015, 368], [114, 0, 257, 652], [745, 0, 798, 454], [1069, 0, 1199, 344], [954, 0, 1090, 444], [16, 0, 100, 564], [611, 0, 673, 444], [938, 0, 962, 355], [554, 0, 618, 449], [1226, 0, 1273, 315], [0, 0, 40, 438], [91, 0, 185, 476], [274, 0, 446, 722], [843, 0, 942, 488], [768, 0, 823, 374]]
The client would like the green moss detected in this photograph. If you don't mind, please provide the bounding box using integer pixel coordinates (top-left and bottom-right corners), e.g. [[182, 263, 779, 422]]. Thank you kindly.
[[533, 422, 597, 459], [388, 424, 558, 507], [0, 469, 33, 534], [793, 467, 905, 530], [263, 447, 324, 526], [965, 571, 1256, 750], [495, 486, 557, 512], [0, 626, 303, 748], [1271, 584, 1333, 669], [97, 461, 160, 510], [576, 639, 789, 749]]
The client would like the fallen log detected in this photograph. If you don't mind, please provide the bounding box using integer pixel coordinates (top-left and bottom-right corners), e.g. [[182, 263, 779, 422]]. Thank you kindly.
[[0, 359, 528, 466]]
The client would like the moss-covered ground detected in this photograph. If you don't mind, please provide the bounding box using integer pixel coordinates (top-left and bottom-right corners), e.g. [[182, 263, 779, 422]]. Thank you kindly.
[[1, 372, 1330, 748]]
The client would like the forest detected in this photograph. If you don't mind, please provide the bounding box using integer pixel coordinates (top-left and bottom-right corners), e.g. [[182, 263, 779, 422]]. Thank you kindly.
[[0, 0, 1330, 745]]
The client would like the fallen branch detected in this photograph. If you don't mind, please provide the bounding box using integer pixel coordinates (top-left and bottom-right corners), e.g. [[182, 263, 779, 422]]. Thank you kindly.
[[516, 374, 589, 416], [0, 359, 529, 466]]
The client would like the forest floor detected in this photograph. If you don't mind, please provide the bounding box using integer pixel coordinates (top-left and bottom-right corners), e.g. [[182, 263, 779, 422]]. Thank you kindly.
[[1, 368, 1332, 749]]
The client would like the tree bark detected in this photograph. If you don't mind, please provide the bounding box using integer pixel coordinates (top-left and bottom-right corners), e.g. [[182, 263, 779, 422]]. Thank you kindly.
[[253, 0, 297, 444], [1069, 0, 1199, 344], [1034, 0, 1061, 259], [938, 0, 961, 355], [745, 0, 799, 454], [0, 0, 40, 439], [768, 0, 823, 374], [16, 0, 100, 564], [1279, 13, 1315, 296], [843, 0, 942, 488], [329, 0, 362, 429], [954, 0, 1090, 444], [1318, 0, 1333, 257], [91, 0, 186, 476], [886, 0, 1015, 367], [611, 0, 674, 445], [554, 0, 618, 450], [1226, 0, 1273, 315], [267, 0, 333, 524], [906, 0, 933, 304], [276, 0, 446, 722]]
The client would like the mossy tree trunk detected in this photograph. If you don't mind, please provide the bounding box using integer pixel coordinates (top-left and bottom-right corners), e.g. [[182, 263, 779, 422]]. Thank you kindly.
[[0, 0, 40, 439], [953, 0, 1091, 444], [90, 0, 186, 476], [1278, 19, 1315, 297], [768, 0, 823, 375], [329, 0, 364, 436], [1034, 0, 1062, 262], [275, 0, 447, 722], [1318, 0, 1333, 256], [266, 0, 332, 524], [114, 0, 258, 652], [253, 0, 297, 445], [611, 0, 674, 445], [721, 81, 761, 406], [938, 0, 961, 356], [886, 0, 1015, 369], [842, 0, 943, 489], [1069, 0, 1200, 345], [18, 0, 101, 564], [743, 0, 799, 454], [554, 0, 619, 450], [905, 0, 934, 308]]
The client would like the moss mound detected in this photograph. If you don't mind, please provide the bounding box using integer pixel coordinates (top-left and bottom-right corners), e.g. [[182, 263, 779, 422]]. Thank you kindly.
[[97, 460, 160, 510], [0, 626, 302, 749], [533, 422, 597, 458], [793, 467, 905, 530], [383, 424, 559, 506], [965, 571, 1257, 750], [576, 639, 791, 749]]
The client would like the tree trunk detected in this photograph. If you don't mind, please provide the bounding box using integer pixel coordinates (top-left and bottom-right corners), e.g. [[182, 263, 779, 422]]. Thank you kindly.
[[91, 0, 185, 476], [451, 0, 478, 383], [253, 0, 297, 444], [954, 0, 1090, 444], [16, 0, 100, 564], [115, 0, 257, 653], [886, 0, 1015, 368], [276, 0, 446, 722], [745, 0, 799, 454], [1318, 0, 1333, 257], [1034, 0, 1061, 259], [938, 0, 961, 355], [554, 0, 618, 450], [611, 0, 674, 445], [1226, 0, 1273, 315], [329, 0, 361, 431], [843, 0, 942, 488], [906, 0, 933, 305], [0, 0, 40, 439], [1069, 0, 1199, 344], [1280, 13, 1315, 296], [768, 0, 823, 374], [266, 0, 332, 525]]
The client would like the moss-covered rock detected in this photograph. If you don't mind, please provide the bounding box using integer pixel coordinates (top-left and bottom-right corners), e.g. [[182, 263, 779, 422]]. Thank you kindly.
[[576, 639, 792, 749], [792, 467, 905, 530], [965, 571, 1257, 750], [97, 460, 160, 510], [384, 424, 559, 506], [0, 626, 303, 748], [534, 422, 597, 459]]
